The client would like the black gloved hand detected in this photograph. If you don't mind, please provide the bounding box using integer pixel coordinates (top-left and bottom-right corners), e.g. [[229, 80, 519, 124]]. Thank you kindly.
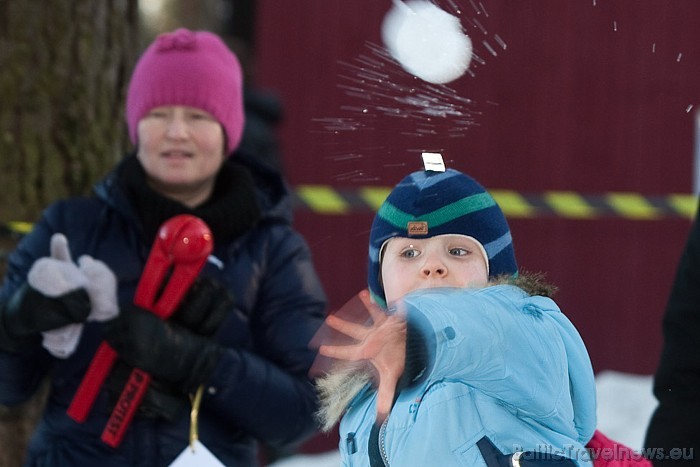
[[169, 277, 234, 337], [0, 284, 91, 352], [106, 360, 189, 421], [104, 306, 222, 394]]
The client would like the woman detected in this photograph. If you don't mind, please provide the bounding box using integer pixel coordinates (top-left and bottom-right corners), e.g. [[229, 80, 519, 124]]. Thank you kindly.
[[0, 28, 326, 466]]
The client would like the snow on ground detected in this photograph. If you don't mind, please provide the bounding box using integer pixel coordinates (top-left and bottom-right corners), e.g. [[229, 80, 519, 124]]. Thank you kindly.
[[269, 450, 342, 467], [269, 370, 658, 467], [594, 370, 657, 450]]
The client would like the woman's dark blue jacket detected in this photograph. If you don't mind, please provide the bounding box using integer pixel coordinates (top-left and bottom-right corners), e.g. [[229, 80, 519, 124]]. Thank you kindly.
[[0, 154, 327, 466]]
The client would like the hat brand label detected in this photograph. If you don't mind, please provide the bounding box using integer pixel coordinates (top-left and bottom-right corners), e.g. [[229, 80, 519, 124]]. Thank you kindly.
[[407, 221, 428, 236]]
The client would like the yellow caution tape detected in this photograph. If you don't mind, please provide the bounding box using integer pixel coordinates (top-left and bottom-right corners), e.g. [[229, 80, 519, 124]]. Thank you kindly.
[[490, 190, 537, 218], [606, 192, 661, 220], [544, 191, 597, 219], [291, 186, 697, 220], [1, 188, 696, 239], [296, 185, 349, 215]]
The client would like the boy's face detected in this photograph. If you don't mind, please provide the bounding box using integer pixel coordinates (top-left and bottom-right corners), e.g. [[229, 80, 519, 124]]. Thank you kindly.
[[381, 234, 489, 304]]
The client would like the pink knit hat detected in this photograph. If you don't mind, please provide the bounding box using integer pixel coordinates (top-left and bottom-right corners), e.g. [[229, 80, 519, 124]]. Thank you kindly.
[[126, 28, 245, 155]]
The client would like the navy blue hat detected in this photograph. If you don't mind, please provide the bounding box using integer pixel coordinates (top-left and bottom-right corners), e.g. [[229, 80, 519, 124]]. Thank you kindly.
[[368, 168, 517, 307]]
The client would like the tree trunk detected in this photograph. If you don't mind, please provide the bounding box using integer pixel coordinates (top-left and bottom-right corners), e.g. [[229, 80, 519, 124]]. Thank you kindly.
[[0, 0, 139, 222], [0, 1, 139, 465]]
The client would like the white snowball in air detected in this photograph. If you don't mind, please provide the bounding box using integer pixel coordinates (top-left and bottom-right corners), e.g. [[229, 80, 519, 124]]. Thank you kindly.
[[382, 0, 472, 84]]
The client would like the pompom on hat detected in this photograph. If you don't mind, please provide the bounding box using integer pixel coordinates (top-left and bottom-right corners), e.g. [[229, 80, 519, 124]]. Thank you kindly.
[[126, 28, 245, 155], [368, 167, 518, 308]]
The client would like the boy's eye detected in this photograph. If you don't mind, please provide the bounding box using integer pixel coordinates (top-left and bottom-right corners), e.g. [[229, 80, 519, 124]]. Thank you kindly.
[[449, 247, 469, 257], [400, 248, 420, 259]]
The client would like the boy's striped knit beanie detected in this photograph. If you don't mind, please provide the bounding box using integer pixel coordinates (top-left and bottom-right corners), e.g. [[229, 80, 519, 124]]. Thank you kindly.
[[368, 168, 517, 307]]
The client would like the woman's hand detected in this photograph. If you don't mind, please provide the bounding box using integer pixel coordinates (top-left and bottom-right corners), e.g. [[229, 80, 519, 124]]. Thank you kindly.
[[318, 290, 407, 423]]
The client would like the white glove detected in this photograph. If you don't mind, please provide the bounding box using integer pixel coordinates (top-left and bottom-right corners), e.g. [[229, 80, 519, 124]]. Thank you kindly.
[[31, 234, 118, 358], [78, 255, 118, 322]]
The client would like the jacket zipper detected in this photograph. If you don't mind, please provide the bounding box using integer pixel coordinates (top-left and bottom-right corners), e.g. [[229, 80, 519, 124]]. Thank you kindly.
[[379, 418, 389, 466]]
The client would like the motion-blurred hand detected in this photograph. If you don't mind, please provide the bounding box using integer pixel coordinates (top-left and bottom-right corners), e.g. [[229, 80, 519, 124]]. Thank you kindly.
[[318, 289, 407, 423]]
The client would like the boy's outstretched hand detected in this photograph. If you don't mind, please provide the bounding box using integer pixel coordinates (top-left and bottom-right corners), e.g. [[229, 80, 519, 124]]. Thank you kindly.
[[318, 290, 407, 423]]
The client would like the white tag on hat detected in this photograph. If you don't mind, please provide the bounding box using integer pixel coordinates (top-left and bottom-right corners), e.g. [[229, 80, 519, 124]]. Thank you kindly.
[[422, 152, 446, 172], [169, 440, 225, 467]]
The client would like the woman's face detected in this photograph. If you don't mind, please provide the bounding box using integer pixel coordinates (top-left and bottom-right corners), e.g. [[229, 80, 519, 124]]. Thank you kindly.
[[380, 234, 489, 304], [136, 105, 226, 207]]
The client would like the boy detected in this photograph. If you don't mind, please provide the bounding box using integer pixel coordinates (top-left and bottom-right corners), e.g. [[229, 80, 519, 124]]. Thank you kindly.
[[316, 163, 597, 466]]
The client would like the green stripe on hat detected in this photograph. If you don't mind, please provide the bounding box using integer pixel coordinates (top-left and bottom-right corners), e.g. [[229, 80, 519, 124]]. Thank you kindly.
[[378, 192, 496, 229]]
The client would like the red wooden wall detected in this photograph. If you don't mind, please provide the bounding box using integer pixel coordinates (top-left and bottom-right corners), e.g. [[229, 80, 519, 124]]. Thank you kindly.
[[254, 0, 700, 382]]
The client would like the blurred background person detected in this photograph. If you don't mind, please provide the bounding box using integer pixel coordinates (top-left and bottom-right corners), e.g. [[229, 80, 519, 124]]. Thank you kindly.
[[0, 28, 326, 466]]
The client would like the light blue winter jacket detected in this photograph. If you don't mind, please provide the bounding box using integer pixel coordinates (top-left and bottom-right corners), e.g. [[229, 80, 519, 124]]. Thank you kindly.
[[338, 285, 596, 466]]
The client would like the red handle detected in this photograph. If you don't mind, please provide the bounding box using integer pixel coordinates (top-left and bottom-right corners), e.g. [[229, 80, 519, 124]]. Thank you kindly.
[[66, 341, 118, 422], [66, 215, 213, 448]]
